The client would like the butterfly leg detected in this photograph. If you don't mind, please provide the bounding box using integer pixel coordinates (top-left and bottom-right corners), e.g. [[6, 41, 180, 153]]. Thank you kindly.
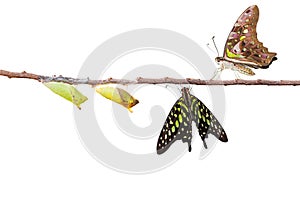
[[234, 71, 241, 79], [210, 68, 223, 80]]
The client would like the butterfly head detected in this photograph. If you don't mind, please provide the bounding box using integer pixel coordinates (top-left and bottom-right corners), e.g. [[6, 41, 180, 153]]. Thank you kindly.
[[181, 87, 191, 97], [215, 56, 225, 65], [181, 87, 192, 106]]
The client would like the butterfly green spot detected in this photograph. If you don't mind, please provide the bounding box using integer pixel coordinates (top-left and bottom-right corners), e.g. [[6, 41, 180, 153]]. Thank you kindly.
[[240, 35, 246, 41], [175, 120, 179, 128], [179, 101, 189, 111], [197, 110, 201, 118], [179, 114, 183, 123], [206, 119, 211, 126], [226, 48, 244, 58], [172, 126, 176, 133], [191, 98, 197, 107]]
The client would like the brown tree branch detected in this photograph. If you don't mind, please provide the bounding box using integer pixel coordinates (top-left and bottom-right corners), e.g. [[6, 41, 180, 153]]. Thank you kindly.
[[1, 69, 300, 86]]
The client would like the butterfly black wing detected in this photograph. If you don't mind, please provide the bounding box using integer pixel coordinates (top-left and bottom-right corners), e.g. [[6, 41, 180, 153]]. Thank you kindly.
[[190, 95, 228, 148], [156, 97, 193, 154]]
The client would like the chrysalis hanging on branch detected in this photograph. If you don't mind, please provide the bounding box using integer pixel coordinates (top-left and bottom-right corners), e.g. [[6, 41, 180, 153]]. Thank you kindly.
[[96, 86, 139, 112], [43, 82, 88, 109]]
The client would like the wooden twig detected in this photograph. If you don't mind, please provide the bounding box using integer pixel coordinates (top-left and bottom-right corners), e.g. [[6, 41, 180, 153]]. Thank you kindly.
[[1, 69, 300, 86]]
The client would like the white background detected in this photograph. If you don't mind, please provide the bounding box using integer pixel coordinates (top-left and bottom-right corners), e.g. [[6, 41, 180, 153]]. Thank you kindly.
[[0, 0, 299, 199]]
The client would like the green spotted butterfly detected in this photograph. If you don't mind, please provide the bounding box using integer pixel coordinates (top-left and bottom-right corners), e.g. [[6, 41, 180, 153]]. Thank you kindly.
[[156, 87, 228, 154]]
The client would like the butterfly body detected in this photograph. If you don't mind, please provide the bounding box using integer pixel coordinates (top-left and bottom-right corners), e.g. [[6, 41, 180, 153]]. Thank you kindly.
[[215, 59, 256, 76], [156, 88, 227, 154], [213, 5, 277, 79]]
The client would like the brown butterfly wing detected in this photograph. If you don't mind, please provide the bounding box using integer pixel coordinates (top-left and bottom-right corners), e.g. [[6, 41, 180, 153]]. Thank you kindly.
[[224, 5, 277, 68]]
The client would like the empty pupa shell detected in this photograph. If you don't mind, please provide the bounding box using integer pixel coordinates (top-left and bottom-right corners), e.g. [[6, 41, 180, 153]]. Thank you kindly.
[[96, 86, 139, 112]]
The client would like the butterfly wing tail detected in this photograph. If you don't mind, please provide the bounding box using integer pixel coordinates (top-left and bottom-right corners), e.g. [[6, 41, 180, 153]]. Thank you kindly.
[[190, 95, 228, 148]]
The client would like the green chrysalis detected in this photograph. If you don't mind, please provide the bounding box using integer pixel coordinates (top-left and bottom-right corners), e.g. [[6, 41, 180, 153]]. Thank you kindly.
[[44, 82, 88, 109]]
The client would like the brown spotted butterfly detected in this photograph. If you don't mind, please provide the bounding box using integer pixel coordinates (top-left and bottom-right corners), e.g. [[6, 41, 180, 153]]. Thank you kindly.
[[212, 5, 277, 79]]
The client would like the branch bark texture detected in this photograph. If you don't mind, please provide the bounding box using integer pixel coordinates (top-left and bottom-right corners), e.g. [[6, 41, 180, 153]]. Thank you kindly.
[[1, 69, 300, 86]]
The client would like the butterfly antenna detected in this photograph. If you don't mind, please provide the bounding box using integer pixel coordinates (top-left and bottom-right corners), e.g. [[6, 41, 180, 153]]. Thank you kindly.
[[206, 43, 217, 54], [211, 36, 220, 57]]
